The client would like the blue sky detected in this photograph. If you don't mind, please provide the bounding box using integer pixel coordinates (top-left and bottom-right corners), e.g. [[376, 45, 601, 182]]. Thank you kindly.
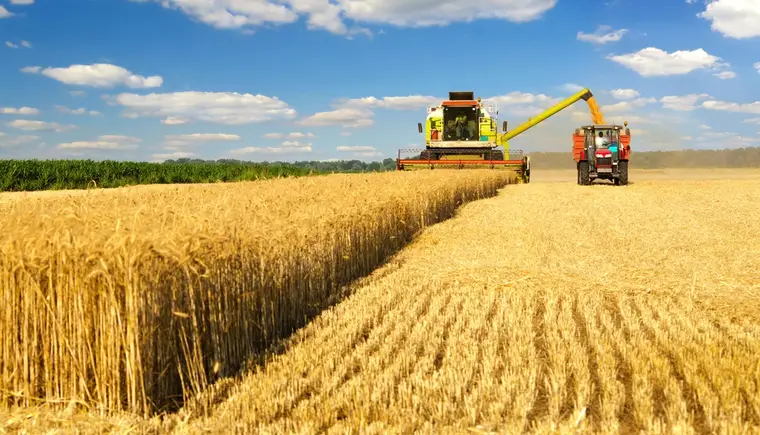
[[1, 0, 760, 162]]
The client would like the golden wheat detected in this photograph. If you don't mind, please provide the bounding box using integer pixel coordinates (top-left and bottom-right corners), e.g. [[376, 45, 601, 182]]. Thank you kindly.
[[0, 171, 516, 417], [3, 169, 760, 434], [161, 172, 760, 434]]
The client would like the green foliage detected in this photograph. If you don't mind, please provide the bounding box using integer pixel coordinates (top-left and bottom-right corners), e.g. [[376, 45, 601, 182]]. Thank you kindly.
[[0, 159, 314, 192]]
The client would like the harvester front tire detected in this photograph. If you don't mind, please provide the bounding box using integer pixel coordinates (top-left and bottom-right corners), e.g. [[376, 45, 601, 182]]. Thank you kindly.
[[618, 160, 629, 185], [578, 161, 591, 185]]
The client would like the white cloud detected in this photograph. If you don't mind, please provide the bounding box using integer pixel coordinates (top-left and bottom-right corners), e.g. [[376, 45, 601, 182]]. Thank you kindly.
[[559, 83, 584, 93], [0, 134, 40, 148], [264, 131, 314, 139], [0, 106, 40, 115], [697, 0, 760, 39], [70, 90, 86, 97], [10, 0, 35, 4], [340, 95, 441, 110], [114, 91, 296, 125], [229, 145, 312, 154], [298, 94, 437, 128], [5, 41, 18, 48], [131, 0, 557, 35], [55, 105, 101, 116], [660, 94, 711, 111], [20, 40, 31, 48], [98, 135, 142, 143], [607, 47, 724, 77], [281, 140, 311, 147], [577, 25, 627, 44], [22, 63, 163, 88], [163, 133, 241, 149], [161, 116, 187, 125], [58, 134, 141, 150], [743, 117, 760, 124], [701, 99, 760, 114], [0, 6, 13, 18], [337, 145, 376, 152], [714, 70, 736, 79], [58, 141, 136, 150], [7, 119, 76, 132], [601, 97, 656, 112], [755, 62, 760, 74], [152, 151, 196, 160], [298, 107, 374, 128], [609, 89, 640, 100]]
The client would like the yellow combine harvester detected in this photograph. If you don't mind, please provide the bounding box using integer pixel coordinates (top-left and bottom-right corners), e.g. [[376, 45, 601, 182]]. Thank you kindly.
[[397, 88, 605, 183]]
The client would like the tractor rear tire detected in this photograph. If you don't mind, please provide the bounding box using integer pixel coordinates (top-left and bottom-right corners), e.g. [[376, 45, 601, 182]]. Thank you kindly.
[[618, 160, 629, 185], [578, 161, 591, 185]]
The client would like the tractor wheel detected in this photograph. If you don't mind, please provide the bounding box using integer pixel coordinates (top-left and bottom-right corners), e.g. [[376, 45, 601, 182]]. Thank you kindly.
[[578, 161, 591, 185], [618, 160, 629, 185]]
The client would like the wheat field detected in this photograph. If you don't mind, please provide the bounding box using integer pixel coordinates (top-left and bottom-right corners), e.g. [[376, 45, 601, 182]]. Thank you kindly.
[[3, 169, 760, 434]]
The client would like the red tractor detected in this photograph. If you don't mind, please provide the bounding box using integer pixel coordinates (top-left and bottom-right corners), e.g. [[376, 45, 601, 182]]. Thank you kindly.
[[573, 123, 631, 185]]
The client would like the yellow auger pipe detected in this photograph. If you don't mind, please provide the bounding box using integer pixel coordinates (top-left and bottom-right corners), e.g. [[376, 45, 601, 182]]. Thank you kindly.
[[498, 87, 605, 147]]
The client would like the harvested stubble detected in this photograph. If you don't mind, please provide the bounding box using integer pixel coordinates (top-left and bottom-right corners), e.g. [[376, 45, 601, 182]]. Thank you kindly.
[[159, 175, 759, 434], [0, 170, 516, 416]]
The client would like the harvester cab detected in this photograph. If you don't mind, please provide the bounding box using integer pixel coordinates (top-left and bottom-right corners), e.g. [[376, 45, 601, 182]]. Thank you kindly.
[[573, 122, 631, 186]]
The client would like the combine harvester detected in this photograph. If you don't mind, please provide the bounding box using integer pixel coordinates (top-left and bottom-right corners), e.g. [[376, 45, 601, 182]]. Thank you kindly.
[[396, 88, 605, 183]]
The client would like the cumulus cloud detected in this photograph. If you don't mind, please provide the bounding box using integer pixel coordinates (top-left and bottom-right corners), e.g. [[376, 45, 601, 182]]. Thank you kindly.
[[0, 134, 40, 148], [609, 89, 640, 100], [55, 105, 102, 116], [576, 25, 627, 44], [0, 106, 40, 115], [601, 97, 657, 112], [7, 119, 76, 132], [701, 99, 760, 114], [6, 40, 31, 49], [152, 151, 196, 161], [299, 95, 439, 128], [298, 107, 375, 128], [229, 145, 313, 154], [264, 131, 314, 139], [161, 116, 187, 125], [660, 94, 711, 111], [755, 62, 760, 74], [113, 91, 296, 125], [607, 47, 725, 77], [57, 135, 141, 150], [130, 0, 557, 35], [336, 145, 376, 152], [163, 133, 241, 149], [22, 63, 163, 88], [714, 70, 736, 79], [697, 0, 760, 39]]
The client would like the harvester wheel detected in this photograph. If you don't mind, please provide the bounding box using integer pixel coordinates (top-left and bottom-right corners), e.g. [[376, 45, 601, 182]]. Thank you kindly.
[[578, 161, 591, 185], [618, 160, 629, 185]]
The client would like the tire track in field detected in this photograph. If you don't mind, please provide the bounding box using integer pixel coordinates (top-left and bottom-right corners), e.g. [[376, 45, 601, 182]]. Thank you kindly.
[[571, 295, 601, 432], [627, 297, 709, 434], [525, 289, 549, 430], [600, 295, 639, 434]]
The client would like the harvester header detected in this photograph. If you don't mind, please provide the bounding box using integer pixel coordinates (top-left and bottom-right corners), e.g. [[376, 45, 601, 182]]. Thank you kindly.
[[397, 86, 607, 183]]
